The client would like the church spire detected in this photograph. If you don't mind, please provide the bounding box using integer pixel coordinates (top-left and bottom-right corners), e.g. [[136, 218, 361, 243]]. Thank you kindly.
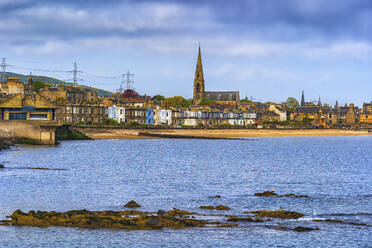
[[301, 90, 305, 106], [318, 96, 322, 107], [195, 45, 204, 83], [193, 44, 205, 105]]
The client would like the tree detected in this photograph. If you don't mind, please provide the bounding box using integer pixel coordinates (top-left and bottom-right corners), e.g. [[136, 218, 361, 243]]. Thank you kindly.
[[165, 96, 192, 108], [152, 95, 165, 101], [122, 89, 140, 98], [284, 97, 299, 113], [240, 99, 252, 103], [33, 81, 46, 93], [198, 98, 216, 106]]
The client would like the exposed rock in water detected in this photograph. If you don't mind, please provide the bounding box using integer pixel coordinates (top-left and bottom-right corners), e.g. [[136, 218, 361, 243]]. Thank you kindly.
[[167, 208, 194, 217], [26, 167, 67, 171], [254, 191, 278, 197], [216, 223, 239, 228], [215, 205, 231, 211], [312, 219, 371, 226], [249, 210, 304, 219], [124, 200, 141, 208], [264, 225, 319, 232], [254, 190, 308, 198], [7, 209, 210, 230], [0, 164, 4, 169], [278, 193, 309, 198], [211, 195, 221, 198], [293, 226, 319, 232], [199, 205, 215, 210], [227, 216, 264, 222]]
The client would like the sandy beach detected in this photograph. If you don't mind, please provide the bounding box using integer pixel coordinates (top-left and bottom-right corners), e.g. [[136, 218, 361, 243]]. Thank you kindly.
[[75, 128, 372, 139]]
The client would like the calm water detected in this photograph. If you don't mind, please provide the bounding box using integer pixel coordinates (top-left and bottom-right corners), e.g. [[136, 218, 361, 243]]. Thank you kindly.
[[0, 136, 371, 247]]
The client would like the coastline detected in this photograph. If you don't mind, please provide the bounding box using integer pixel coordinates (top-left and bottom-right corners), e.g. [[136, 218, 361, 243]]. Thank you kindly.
[[75, 128, 372, 140]]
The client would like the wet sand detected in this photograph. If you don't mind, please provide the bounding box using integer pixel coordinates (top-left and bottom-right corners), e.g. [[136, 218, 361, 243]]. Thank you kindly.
[[75, 128, 372, 139]]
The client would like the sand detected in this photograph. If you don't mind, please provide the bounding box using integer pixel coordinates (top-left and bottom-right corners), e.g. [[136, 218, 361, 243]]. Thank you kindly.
[[75, 128, 372, 140]]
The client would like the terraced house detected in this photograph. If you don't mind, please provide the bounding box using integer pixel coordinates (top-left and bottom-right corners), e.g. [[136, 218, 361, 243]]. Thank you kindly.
[[360, 102, 372, 123]]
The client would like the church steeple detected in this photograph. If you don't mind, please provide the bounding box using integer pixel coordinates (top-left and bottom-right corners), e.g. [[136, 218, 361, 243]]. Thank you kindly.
[[318, 96, 322, 107], [193, 44, 205, 105], [301, 90, 305, 106]]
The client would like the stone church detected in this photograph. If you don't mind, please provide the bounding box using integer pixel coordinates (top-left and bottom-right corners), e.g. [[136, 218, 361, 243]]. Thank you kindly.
[[193, 46, 240, 106]]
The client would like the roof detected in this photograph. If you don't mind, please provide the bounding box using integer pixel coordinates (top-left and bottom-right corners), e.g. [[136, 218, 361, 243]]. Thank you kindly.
[[0, 93, 57, 109], [294, 106, 320, 113], [205, 91, 239, 101]]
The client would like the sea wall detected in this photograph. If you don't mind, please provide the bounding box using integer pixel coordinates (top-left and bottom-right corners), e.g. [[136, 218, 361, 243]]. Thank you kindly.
[[0, 120, 59, 145]]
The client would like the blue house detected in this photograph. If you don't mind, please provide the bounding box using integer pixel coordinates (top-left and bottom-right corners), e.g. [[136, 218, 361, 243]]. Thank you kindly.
[[145, 109, 154, 125]]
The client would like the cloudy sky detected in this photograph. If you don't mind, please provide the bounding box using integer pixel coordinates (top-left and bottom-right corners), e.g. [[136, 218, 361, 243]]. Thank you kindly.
[[1, 0, 372, 105]]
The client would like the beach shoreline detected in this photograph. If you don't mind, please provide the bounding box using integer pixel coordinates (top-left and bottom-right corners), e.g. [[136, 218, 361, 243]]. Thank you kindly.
[[75, 128, 372, 140]]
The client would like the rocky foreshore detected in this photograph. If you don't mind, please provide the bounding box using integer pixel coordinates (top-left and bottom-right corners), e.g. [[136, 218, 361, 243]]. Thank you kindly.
[[1, 201, 316, 232], [2, 199, 370, 232]]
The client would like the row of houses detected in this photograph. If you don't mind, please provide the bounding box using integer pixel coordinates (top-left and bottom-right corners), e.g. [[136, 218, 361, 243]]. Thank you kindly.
[[106, 105, 260, 127]]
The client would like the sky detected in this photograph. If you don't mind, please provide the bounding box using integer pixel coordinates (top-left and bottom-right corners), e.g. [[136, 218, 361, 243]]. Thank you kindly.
[[1, 0, 372, 106]]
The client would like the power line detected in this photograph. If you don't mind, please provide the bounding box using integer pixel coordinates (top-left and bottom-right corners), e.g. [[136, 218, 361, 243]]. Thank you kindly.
[[1, 58, 6, 82]]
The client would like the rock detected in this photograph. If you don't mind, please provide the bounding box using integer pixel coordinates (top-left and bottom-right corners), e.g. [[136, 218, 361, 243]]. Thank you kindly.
[[264, 225, 319, 232], [250, 210, 304, 219], [278, 193, 309, 198], [312, 219, 370, 226], [293, 226, 319, 232], [216, 223, 239, 228], [215, 205, 230, 211], [145, 218, 162, 228], [7, 208, 208, 230], [254, 190, 277, 197], [0, 164, 4, 169], [212, 195, 221, 198], [227, 216, 264, 222], [157, 209, 167, 216], [199, 205, 215, 210], [124, 200, 141, 208], [254, 191, 308, 198], [167, 208, 194, 216]]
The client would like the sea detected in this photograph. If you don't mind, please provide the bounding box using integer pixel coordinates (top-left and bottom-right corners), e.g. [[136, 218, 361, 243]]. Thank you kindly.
[[0, 136, 371, 247]]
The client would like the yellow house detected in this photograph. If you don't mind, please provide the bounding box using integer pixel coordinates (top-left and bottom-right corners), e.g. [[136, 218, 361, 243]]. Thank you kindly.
[[360, 112, 372, 123], [0, 93, 57, 121]]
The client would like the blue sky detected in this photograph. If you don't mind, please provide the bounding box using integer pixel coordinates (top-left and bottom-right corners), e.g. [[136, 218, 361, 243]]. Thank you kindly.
[[1, 0, 372, 106]]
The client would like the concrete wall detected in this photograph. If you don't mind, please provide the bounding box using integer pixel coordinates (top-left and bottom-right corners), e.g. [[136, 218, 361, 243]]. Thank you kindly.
[[0, 120, 59, 145]]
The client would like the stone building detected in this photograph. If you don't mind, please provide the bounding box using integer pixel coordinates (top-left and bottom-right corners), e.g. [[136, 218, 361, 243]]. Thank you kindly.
[[344, 104, 358, 125], [192, 46, 240, 106], [0, 77, 25, 96], [0, 93, 56, 121], [39, 85, 98, 104], [56, 103, 107, 124], [125, 107, 146, 124], [360, 102, 372, 123]]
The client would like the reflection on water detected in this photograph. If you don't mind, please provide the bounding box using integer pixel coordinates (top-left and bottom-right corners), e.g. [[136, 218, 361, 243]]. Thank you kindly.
[[0, 136, 372, 247]]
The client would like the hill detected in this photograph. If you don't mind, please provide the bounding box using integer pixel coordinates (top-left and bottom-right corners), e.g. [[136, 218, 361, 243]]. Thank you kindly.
[[4, 72, 113, 97]]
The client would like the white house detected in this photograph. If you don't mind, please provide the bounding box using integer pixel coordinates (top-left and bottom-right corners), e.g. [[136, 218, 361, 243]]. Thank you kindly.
[[155, 108, 172, 125], [108, 105, 126, 123]]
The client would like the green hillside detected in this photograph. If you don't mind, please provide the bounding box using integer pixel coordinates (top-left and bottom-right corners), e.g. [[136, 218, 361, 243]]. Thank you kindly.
[[4, 72, 113, 97]]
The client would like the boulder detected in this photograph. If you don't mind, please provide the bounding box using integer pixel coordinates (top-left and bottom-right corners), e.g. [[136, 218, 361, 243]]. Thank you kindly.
[[254, 190, 278, 197], [199, 205, 215, 210], [124, 200, 141, 208], [250, 210, 304, 219], [215, 205, 230, 211], [0, 164, 4, 169], [145, 218, 162, 229], [293, 226, 319, 232]]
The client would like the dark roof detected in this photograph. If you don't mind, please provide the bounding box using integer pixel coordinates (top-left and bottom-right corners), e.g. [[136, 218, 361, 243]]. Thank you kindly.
[[322, 108, 338, 114], [205, 91, 239, 101], [294, 106, 320, 113]]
